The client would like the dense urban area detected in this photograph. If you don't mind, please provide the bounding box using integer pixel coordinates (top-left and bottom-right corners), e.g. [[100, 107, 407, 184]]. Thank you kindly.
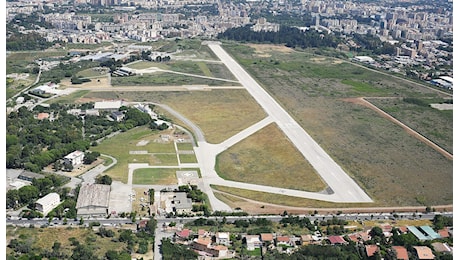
[[5, 0, 453, 259]]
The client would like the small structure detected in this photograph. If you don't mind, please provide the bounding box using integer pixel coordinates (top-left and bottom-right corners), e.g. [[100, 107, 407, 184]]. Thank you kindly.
[[352, 56, 375, 63], [64, 150, 84, 167], [391, 246, 409, 260], [276, 235, 291, 246], [76, 184, 111, 217], [431, 242, 452, 254], [18, 171, 45, 182], [36, 192, 60, 216], [413, 246, 435, 260]]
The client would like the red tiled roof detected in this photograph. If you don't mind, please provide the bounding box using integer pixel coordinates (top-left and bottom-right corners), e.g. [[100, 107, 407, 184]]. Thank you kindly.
[[37, 113, 50, 120], [392, 246, 409, 260], [438, 228, 450, 238], [276, 236, 290, 242], [398, 226, 408, 233], [365, 245, 379, 257], [260, 233, 273, 241], [176, 229, 191, 238], [328, 235, 346, 244]]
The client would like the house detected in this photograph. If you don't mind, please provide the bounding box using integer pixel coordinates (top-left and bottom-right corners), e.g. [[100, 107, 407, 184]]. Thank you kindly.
[[300, 234, 314, 245], [327, 235, 347, 245], [413, 246, 435, 260], [243, 235, 262, 250], [208, 245, 228, 258], [76, 184, 111, 217], [64, 150, 84, 167], [260, 233, 274, 244], [276, 236, 291, 246], [437, 227, 451, 238], [36, 112, 50, 120], [192, 237, 212, 252], [176, 229, 192, 241], [137, 219, 148, 231], [365, 245, 379, 258], [161, 192, 193, 215], [431, 242, 452, 254], [391, 246, 409, 260], [347, 231, 371, 243], [216, 232, 230, 246], [35, 192, 60, 216]]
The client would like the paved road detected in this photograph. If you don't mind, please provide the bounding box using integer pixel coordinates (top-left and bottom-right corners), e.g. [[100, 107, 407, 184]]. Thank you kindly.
[[80, 154, 117, 184], [206, 42, 373, 203]]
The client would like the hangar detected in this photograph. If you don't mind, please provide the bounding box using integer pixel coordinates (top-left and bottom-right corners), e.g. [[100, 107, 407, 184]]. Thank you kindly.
[[76, 184, 111, 217]]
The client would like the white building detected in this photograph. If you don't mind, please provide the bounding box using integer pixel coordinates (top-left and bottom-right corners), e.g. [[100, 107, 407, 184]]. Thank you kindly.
[[94, 100, 124, 111], [36, 192, 61, 216], [64, 150, 84, 167]]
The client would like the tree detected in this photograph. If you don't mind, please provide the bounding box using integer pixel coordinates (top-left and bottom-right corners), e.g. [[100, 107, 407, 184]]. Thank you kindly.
[[95, 175, 112, 185]]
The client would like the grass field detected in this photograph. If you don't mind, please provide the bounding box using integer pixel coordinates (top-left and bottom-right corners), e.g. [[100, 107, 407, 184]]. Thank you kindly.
[[179, 153, 198, 163], [132, 168, 178, 185], [110, 72, 236, 86], [216, 123, 326, 192]]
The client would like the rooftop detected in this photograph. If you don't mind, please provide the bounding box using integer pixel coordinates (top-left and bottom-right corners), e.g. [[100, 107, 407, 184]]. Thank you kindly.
[[76, 184, 111, 209]]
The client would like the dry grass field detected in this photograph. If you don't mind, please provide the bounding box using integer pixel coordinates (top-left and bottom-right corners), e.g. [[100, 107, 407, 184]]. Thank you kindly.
[[216, 123, 326, 192], [84, 89, 267, 144], [223, 43, 452, 207]]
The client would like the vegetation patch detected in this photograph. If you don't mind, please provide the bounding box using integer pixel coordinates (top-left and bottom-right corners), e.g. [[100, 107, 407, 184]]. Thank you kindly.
[[341, 79, 386, 94], [216, 123, 326, 192], [179, 153, 198, 163]]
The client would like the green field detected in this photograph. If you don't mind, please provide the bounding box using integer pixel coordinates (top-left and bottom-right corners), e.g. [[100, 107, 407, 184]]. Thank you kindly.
[[132, 168, 178, 185], [179, 153, 198, 163], [91, 126, 178, 183]]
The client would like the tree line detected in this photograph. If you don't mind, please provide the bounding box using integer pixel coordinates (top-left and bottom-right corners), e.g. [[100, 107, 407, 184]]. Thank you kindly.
[[217, 25, 340, 49]]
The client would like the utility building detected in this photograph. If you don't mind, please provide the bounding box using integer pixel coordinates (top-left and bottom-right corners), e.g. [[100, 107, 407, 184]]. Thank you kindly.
[[36, 193, 61, 216]]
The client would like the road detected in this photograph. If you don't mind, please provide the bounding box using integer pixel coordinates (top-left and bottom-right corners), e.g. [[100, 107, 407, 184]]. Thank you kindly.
[[204, 42, 373, 203]]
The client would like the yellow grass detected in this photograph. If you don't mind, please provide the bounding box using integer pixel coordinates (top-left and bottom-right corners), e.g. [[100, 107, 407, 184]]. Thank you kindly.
[[216, 123, 326, 192]]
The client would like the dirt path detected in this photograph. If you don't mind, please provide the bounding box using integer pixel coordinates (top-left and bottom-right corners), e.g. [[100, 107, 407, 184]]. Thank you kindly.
[[345, 97, 452, 160]]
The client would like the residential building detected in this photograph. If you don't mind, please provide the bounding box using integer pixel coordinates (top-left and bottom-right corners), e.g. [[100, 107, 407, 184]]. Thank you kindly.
[[244, 235, 262, 250], [413, 246, 435, 260], [64, 150, 84, 167], [365, 245, 379, 258], [216, 232, 230, 246], [391, 246, 409, 260]]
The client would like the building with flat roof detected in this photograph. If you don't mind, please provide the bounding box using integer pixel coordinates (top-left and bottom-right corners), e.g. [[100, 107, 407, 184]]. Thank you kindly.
[[76, 184, 111, 217], [94, 100, 124, 111], [18, 171, 45, 182], [36, 192, 61, 216]]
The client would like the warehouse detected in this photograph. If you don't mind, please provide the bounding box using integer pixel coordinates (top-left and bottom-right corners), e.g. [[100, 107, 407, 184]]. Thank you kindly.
[[76, 184, 111, 217]]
